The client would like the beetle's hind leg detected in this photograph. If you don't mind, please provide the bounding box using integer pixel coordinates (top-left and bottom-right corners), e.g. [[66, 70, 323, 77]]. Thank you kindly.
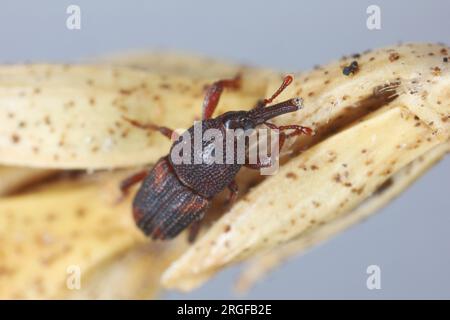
[[117, 169, 148, 202], [202, 75, 241, 120], [187, 180, 238, 243], [122, 116, 177, 140]]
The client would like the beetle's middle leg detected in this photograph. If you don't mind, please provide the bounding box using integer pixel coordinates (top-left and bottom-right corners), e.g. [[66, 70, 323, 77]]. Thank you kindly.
[[226, 180, 239, 205], [202, 75, 241, 120], [244, 157, 274, 170]]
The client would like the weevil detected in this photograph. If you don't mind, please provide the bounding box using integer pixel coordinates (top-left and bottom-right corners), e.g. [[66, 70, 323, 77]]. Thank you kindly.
[[120, 75, 313, 241]]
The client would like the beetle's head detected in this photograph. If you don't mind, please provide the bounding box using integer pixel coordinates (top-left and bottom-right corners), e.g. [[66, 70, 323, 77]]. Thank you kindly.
[[219, 98, 303, 132], [217, 74, 304, 131], [220, 110, 257, 131]]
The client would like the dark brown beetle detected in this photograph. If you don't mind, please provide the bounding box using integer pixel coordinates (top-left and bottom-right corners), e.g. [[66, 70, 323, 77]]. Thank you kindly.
[[120, 75, 313, 241]]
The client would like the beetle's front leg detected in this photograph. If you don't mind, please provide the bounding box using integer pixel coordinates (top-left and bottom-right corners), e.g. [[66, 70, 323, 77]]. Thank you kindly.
[[264, 122, 314, 137], [244, 123, 314, 170], [202, 75, 241, 119], [245, 139, 274, 170], [264, 123, 314, 152]]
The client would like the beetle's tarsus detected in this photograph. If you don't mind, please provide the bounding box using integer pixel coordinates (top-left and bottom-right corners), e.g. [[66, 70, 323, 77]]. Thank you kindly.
[[264, 122, 314, 137]]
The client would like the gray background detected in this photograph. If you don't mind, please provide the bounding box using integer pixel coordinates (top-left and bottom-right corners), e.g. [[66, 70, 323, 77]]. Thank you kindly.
[[1, 0, 449, 299]]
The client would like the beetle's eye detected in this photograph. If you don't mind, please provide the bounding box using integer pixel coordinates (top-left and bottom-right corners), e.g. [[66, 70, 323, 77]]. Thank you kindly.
[[224, 118, 240, 129], [224, 116, 254, 130]]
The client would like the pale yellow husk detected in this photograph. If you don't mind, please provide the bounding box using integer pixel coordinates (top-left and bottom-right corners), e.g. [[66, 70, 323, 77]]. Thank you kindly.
[[235, 141, 450, 293], [0, 166, 55, 196], [0, 43, 448, 295], [0, 51, 248, 299], [0, 171, 190, 299], [0, 65, 271, 169], [161, 43, 450, 291]]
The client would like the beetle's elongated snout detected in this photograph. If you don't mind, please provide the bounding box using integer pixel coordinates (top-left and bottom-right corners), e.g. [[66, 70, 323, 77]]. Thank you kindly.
[[251, 98, 304, 125]]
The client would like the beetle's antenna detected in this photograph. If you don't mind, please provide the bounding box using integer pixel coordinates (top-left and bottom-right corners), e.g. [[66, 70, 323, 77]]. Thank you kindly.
[[122, 116, 176, 140], [262, 75, 293, 106]]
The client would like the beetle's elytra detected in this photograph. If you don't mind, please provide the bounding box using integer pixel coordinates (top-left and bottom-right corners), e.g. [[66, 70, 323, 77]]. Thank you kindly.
[[120, 75, 313, 241], [132, 157, 209, 240]]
